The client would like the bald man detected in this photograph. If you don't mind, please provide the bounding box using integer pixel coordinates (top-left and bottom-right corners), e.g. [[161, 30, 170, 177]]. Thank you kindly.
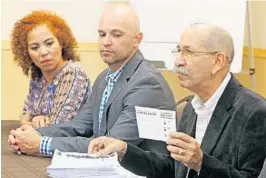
[[8, 4, 175, 156], [88, 23, 266, 178]]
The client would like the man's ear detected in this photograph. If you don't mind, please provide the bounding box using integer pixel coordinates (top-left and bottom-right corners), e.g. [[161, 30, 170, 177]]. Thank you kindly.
[[211, 53, 227, 75], [133, 32, 143, 48]]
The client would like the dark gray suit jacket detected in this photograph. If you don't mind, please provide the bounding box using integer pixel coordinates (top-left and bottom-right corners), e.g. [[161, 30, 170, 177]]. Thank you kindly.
[[258, 158, 266, 178], [120, 75, 266, 178], [37, 50, 176, 154]]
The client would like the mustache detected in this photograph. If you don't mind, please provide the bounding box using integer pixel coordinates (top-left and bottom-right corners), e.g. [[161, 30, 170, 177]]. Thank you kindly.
[[173, 66, 191, 75], [100, 49, 113, 53]]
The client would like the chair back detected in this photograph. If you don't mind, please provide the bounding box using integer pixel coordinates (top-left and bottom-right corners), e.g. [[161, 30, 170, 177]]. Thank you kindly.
[[176, 95, 194, 120]]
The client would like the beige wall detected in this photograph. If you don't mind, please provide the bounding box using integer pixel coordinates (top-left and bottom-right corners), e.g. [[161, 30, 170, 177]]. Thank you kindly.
[[244, 1, 266, 48]]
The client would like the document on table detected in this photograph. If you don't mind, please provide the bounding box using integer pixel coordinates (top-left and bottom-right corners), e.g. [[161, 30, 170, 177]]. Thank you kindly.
[[47, 149, 145, 178], [135, 106, 176, 142]]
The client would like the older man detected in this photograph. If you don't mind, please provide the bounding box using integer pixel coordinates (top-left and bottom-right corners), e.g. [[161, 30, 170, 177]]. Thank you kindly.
[[88, 23, 266, 178], [8, 4, 175, 157]]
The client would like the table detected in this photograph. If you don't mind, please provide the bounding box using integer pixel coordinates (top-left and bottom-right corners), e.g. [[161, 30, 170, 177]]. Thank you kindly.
[[1, 121, 51, 178]]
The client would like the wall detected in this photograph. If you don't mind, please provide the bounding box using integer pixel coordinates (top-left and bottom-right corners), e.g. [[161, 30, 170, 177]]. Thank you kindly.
[[244, 1, 266, 49]]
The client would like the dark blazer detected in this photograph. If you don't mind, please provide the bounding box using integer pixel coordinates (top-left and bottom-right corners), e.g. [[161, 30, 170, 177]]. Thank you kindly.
[[258, 158, 266, 178], [38, 50, 176, 154], [120, 75, 266, 178]]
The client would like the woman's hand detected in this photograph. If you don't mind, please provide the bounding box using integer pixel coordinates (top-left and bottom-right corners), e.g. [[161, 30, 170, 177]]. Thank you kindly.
[[31, 115, 51, 129], [20, 111, 32, 126]]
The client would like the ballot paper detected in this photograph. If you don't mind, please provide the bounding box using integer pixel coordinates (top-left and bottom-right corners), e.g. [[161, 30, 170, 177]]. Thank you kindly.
[[47, 149, 145, 178], [135, 106, 176, 142]]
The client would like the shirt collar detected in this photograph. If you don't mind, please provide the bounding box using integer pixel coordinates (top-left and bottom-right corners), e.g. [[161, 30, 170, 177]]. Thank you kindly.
[[105, 64, 126, 83], [192, 72, 231, 112]]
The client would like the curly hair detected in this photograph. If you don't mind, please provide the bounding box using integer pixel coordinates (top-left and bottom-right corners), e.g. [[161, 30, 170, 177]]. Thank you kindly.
[[11, 10, 80, 80]]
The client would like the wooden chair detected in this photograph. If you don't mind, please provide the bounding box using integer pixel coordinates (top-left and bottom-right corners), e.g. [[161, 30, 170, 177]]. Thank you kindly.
[[176, 95, 194, 120]]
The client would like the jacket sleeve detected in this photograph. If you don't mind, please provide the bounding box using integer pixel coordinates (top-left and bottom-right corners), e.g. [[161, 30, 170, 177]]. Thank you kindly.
[[120, 143, 175, 178], [258, 159, 266, 178]]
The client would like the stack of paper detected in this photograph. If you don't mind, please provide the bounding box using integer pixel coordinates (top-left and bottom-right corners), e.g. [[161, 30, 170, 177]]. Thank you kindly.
[[47, 149, 145, 178]]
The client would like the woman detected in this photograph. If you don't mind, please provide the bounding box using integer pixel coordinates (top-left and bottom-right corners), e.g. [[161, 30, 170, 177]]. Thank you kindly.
[[10, 10, 91, 129]]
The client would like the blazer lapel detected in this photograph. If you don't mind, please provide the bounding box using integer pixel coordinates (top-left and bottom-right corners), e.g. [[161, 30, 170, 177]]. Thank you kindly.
[[201, 74, 240, 155], [94, 72, 108, 136], [99, 50, 144, 135], [200, 106, 230, 154], [179, 102, 197, 136], [176, 102, 197, 178]]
